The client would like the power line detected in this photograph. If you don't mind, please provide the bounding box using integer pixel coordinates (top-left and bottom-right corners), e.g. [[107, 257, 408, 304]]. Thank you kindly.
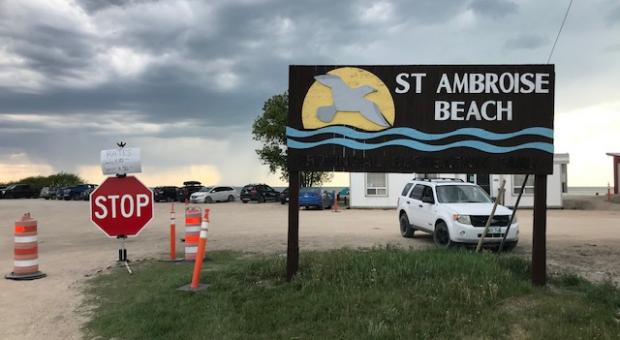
[[547, 0, 574, 63]]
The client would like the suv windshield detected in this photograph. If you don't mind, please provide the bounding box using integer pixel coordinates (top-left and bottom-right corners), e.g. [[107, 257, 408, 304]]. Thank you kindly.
[[436, 185, 492, 203], [199, 187, 213, 192]]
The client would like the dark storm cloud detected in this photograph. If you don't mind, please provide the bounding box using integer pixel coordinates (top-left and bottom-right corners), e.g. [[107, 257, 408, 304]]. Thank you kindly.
[[503, 34, 548, 50], [0, 79, 269, 126], [603, 43, 620, 53], [0, 0, 471, 129], [607, 4, 620, 26], [1, 0, 620, 184], [77, 0, 155, 13], [469, 0, 517, 18], [7, 28, 97, 80]]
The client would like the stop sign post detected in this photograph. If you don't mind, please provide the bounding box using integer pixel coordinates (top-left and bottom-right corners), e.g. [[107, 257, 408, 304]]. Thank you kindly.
[[90, 176, 154, 237], [90, 175, 154, 264]]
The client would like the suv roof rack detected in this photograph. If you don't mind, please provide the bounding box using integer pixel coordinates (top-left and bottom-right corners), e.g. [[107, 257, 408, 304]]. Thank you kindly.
[[413, 177, 464, 182]]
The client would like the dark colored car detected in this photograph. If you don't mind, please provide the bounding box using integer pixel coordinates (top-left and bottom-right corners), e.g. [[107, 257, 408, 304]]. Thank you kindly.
[[240, 184, 279, 203], [48, 187, 57, 200], [154, 186, 178, 202], [55, 187, 68, 200], [1, 184, 38, 199], [64, 184, 97, 200], [280, 188, 289, 204], [177, 181, 204, 202], [299, 187, 333, 210]]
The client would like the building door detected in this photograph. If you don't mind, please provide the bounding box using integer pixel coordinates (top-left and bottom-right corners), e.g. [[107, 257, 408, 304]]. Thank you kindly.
[[466, 174, 491, 194], [476, 174, 491, 194]]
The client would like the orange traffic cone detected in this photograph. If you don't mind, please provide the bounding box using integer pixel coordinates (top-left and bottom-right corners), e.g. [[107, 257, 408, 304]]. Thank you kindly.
[[179, 209, 209, 292], [168, 203, 183, 261], [6, 213, 46, 280], [184, 207, 201, 261]]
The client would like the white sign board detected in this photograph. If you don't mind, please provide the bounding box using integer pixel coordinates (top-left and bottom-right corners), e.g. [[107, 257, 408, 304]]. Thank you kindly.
[[100, 148, 142, 175]]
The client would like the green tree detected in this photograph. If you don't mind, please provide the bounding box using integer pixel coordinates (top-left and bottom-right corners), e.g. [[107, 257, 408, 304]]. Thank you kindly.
[[252, 92, 332, 187], [1, 172, 85, 188], [45, 172, 85, 187]]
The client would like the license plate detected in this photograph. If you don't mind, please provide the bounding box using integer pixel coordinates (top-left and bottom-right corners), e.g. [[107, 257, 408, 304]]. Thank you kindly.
[[489, 227, 501, 234]]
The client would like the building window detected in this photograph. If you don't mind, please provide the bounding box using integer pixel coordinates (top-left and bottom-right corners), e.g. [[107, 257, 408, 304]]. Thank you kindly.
[[561, 164, 568, 193], [512, 174, 534, 195], [366, 173, 388, 196]]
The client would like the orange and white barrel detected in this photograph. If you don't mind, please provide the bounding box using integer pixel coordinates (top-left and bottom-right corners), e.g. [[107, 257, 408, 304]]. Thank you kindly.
[[184, 207, 201, 261], [5, 213, 46, 280], [190, 209, 210, 290]]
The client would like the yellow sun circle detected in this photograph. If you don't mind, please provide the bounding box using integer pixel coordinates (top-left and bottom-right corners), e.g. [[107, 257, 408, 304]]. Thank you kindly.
[[301, 67, 395, 131]]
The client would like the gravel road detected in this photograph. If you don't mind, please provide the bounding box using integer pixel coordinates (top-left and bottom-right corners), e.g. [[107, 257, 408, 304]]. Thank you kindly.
[[0, 199, 618, 339]]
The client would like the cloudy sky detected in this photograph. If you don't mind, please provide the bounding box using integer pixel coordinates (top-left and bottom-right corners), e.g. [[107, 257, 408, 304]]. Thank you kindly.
[[0, 0, 619, 187]]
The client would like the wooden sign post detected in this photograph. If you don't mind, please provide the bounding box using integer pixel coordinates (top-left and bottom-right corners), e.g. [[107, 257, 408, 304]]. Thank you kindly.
[[286, 65, 555, 285]]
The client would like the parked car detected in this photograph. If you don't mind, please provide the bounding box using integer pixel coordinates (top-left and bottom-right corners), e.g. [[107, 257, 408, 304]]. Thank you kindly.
[[279, 188, 289, 204], [40, 187, 52, 200], [0, 184, 37, 198], [55, 187, 68, 200], [154, 186, 178, 202], [177, 181, 204, 202], [240, 184, 279, 203], [190, 186, 237, 203], [397, 178, 518, 250], [299, 187, 333, 210], [63, 184, 97, 200]]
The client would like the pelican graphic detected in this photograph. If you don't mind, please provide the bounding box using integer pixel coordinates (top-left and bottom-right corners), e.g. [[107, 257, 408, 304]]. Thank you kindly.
[[314, 74, 391, 128]]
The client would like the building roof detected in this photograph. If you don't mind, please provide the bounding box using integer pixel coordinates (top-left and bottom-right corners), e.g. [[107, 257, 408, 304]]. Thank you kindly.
[[553, 153, 570, 163], [606, 153, 620, 157]]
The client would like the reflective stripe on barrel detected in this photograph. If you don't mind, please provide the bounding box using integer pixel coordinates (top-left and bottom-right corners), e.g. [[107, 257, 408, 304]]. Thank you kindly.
[[184, 207, 201, 261], [12, 213, 39, 275]]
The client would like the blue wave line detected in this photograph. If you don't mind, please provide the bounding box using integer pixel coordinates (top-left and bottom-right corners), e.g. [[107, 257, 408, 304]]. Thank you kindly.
[[286, 126, 553, 141], [287, 138, 554, 153]]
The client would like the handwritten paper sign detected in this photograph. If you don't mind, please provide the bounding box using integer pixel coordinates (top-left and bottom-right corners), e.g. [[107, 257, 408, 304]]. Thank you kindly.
[[100, 148, 142, 175]]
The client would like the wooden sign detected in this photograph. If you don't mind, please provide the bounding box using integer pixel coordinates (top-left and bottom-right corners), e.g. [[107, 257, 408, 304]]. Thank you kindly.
[[287, 65, 554, 174]]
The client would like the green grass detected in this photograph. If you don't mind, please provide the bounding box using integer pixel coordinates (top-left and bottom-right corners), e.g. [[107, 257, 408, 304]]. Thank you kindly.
[[83, 247, 620, 339]]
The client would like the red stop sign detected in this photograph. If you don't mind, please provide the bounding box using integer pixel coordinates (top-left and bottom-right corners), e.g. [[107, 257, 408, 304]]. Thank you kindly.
[[90, 176, 154, 237]]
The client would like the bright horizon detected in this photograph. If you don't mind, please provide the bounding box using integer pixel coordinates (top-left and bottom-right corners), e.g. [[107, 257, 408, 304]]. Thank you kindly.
[[1, 1, 619, 188]]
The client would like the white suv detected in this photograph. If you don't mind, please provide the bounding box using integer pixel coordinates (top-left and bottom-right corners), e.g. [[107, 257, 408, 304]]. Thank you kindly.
[[397, 178, 518, 250], [190, 186, 237, 203]]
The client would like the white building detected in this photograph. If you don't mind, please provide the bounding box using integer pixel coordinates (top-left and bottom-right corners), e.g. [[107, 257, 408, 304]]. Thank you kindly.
[[349, 153, 569, 209]]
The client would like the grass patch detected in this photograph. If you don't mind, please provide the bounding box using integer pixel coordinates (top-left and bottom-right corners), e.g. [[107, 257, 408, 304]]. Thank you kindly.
[[83, 247, 620, 339]]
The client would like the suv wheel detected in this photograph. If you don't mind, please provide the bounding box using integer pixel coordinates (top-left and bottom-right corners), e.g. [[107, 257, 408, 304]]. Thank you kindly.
[[227, 195, 235, 202], [205, 197, 213, 204], [399, 214, 415, 238], [433, 221, 453, 248], [258, 195, 265, 203], [242, 199, 248, 204]]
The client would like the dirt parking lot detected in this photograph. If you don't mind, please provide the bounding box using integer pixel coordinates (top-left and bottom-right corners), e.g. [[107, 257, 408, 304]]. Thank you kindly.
[[1, 199, 619, 339]]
